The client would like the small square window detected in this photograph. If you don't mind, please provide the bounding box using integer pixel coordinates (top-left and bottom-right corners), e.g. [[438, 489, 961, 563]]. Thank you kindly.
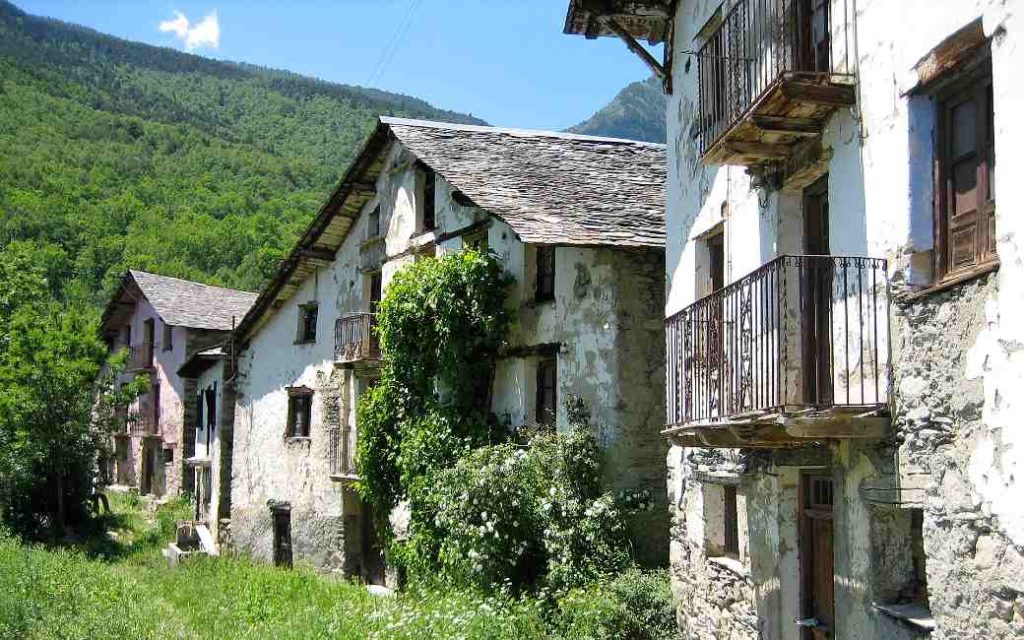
[[297, 303, 318, 344], [286, 389, 313, 439]]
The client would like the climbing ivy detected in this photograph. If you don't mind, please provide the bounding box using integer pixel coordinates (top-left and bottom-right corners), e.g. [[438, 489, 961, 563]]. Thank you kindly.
[[355, 249, 513, 518]]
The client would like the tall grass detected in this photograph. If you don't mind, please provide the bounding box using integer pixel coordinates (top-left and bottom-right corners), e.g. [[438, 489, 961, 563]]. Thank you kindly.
[[0, 496, 677, 639]]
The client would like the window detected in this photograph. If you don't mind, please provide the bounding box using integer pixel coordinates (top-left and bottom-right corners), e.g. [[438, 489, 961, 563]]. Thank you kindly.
[[535, 357, 557, 427], [297, 302, 318, 344], [419, 163, 436, 232], [535, 245, 555, 302], [366, 205, 381, 240], [205, 387, 217, 448], [143, 318, 155, 364], [163, 447, 174, 464], [271, 503, 293, 568], [162, 322, 173, 351], [286, 388, 313, 438], [704, 482, 741, 559], [935, 60, 995, 279], [368, 272, 383, 313]]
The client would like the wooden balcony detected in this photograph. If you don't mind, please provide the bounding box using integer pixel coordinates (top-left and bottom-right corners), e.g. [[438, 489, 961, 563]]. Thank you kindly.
[[665, 255, 891, 448], [334, 312, 380, 366], [126, 408, 157, 437], [697, 0, 856, 168]]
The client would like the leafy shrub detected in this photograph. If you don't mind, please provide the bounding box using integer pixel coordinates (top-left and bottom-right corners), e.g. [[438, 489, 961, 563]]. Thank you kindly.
[[552, 568, 679, 640], [404, 427, 633, 593]]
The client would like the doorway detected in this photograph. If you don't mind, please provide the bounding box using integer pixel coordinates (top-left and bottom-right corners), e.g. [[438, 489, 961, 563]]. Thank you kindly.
[[140, 440, 155, 495], [799, 473, 835, 640], [361, 501, 386, 585], [271, 503, 293, 568], [802, 177, 833, 406]]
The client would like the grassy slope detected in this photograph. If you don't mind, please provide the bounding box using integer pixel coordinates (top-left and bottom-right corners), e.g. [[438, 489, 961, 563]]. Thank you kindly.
[[0, 495, 676, 640]]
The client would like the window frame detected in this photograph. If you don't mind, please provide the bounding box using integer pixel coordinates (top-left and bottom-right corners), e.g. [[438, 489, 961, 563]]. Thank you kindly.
[[535, 245, 556, 303], [162, 322, 173, 352], [933, 54, 996, 282], [418, 163, 436, 233], [285, 387, 314, 439], [296, 302, 319, 344], [535, 356, 557, 427]]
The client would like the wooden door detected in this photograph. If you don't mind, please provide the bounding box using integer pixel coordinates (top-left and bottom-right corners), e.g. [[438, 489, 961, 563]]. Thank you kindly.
[[272, 506, 293, 568], [800, 474, 835, 640], [803, 178, 832, 406], [797, 0, 831, 73]]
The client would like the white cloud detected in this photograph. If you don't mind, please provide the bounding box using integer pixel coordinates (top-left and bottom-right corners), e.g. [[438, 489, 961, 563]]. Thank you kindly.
[[159, 10, 219, 51]]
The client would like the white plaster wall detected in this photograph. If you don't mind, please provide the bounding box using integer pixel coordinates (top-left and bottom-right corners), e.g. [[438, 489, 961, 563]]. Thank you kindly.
[[668, 0, 1024, 543]]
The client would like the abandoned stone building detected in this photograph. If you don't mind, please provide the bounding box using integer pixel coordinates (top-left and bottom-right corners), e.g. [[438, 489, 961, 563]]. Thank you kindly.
[[226, 116, 669, 579], [99, 270, 256, 498], [565, 0, 1023, 638]]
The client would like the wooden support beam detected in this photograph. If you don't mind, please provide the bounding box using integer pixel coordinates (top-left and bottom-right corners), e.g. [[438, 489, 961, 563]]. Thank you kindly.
[[600, 16, 666, 82], [751, 115, 822, 137], [722, 140, 792, 160], [781, 81, 856, 107], [300, 246, 336, 263]]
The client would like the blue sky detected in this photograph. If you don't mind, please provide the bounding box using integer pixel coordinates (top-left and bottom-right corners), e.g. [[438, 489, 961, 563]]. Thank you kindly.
[[17, 0, 661, 131]]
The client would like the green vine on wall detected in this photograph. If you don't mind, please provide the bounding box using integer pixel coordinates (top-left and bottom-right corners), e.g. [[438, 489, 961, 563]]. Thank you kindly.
[[355, 249, 513, 519]]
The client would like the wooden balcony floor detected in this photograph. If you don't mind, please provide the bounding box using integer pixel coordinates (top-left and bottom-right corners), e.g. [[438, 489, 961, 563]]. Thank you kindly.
[[662, 404, 889, 449], [701, 72, 856, 167]]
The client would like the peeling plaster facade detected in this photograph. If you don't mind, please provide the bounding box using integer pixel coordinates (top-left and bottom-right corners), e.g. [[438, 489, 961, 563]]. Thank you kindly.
[[657, 0, 1024, 638], [230, 136, 669, 576]]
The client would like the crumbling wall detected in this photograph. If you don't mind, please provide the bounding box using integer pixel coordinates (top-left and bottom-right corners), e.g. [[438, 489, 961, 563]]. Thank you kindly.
[[894, 273, 1024, 639]]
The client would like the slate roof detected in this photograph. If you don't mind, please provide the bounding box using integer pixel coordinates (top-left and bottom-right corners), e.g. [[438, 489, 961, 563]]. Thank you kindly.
[[383, 117, 666, 248], [105, 270, 258, 332]]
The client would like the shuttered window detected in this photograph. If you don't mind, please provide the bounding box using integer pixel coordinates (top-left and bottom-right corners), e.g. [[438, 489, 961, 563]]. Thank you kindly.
[[535, 357, 557, 427], [936, 63, 996, 279]]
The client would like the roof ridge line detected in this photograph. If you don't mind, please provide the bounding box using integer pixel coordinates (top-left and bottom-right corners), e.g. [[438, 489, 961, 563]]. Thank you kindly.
[[379, 116, 666, 148]]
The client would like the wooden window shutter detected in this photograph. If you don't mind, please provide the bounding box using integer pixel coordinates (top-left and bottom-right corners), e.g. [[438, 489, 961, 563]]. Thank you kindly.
[[937, 63, 996, 279]]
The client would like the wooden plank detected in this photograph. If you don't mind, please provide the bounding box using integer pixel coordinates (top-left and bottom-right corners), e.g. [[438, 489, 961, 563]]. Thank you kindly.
[[751, 115, 822, 137], [783, 415, 889, 439], [722, 140, 792, 160], [780, 81, 856, 107]]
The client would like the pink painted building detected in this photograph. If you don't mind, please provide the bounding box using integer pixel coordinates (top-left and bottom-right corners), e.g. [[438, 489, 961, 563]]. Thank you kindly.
[[99, 271, 256, 496]]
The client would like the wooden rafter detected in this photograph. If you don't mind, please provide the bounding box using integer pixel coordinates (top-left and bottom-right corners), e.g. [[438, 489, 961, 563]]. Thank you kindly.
[[600, 16, 667, 83]]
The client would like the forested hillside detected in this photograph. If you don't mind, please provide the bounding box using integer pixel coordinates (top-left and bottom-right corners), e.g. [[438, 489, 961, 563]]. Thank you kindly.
[[568, 77, 666, 143], [0, 1, 485, 303]]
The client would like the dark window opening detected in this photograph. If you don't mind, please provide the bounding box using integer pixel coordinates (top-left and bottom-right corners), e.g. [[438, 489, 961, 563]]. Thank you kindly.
[[164, 447, 174, 464], [143, 318, 155, 364], [271, 504, 293, 568], [535, 246, 555, 302], [286, 389, 313, 438], [366, 205, 381, 240], [151, 382, 161, 433], [708, 230, 725, 292], [297, 302, 318, 344], [935, 58, 996, 279], [421, 165, 436, 232], [369, 272, 383, 313], [162, 322, 173, 352], [535, 357, 557, 427], [723, 484, 739, 557], [205, 386, 217, 449]]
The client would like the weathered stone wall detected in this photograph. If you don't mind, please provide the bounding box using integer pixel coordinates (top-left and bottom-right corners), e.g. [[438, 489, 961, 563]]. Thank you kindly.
[[894, 273, 1024, 639]]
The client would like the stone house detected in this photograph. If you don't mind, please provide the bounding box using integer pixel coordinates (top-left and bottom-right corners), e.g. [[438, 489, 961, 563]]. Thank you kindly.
[[565, 1, 1023, 639], [227, 116, 669, 579], [99, 270, 256, 498]]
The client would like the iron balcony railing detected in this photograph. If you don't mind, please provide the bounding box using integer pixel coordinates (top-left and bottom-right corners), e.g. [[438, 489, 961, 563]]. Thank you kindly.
[[335, 312, 380, 364], [127, 343, 155, 371], [666, 255, 891, 427], [697, 0, 854, 156], [126, 408, 156, 436]]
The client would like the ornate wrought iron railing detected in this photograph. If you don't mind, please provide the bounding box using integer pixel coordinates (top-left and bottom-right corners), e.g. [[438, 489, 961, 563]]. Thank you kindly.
[[696, 0, 854, 155], [666, 255, 890, 427], [334, 312, 379, 364]]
